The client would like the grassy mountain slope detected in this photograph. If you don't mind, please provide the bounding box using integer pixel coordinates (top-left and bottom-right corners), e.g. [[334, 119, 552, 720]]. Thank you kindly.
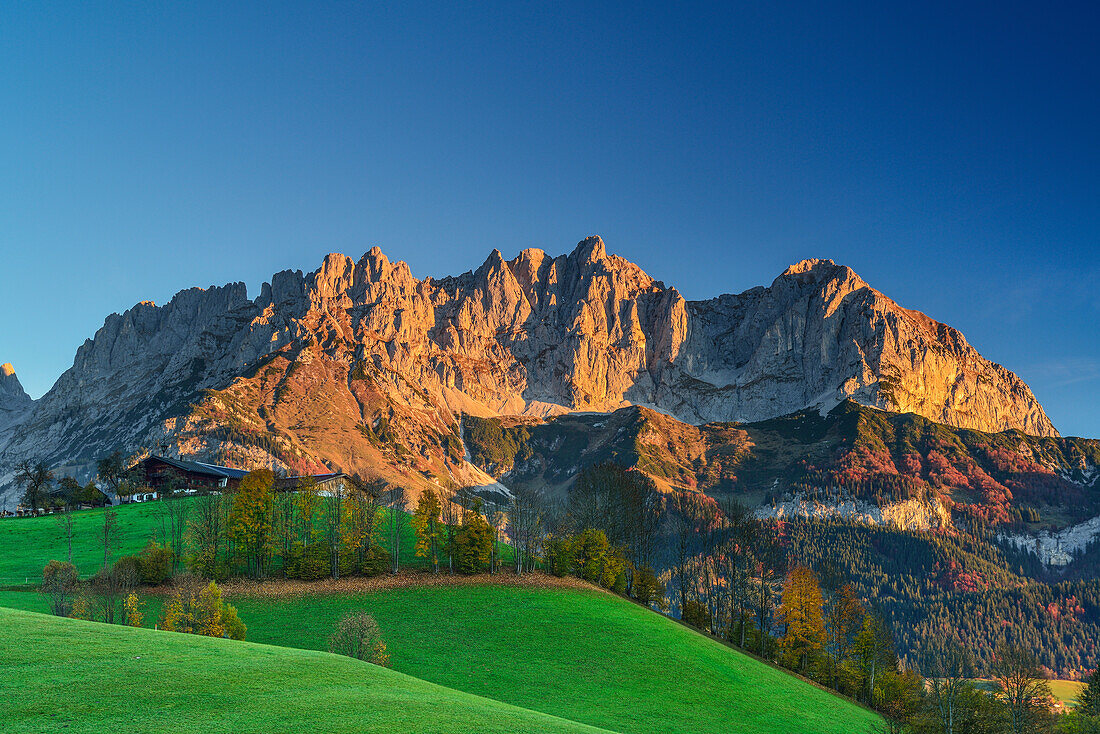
[[0, 606, 613, 734]]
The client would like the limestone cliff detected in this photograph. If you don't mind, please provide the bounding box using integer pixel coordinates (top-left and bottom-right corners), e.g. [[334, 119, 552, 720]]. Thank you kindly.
[[664, 259, 1055, 436], [0, 363, 33, 433], [0, 237, 1058, 504]]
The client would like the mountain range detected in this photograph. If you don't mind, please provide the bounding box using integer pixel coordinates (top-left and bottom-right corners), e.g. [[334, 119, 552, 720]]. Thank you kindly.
[[0, 237, 1066, 511]]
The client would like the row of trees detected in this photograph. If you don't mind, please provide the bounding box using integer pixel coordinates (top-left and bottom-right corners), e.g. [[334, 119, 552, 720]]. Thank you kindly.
[[13, 450, 145, 515], [160, 468, 509, 581], [185, 469, 390, 580], [12, 460, 106, 515], [41, 556, 243, 640], [411, 487, 499, 575]]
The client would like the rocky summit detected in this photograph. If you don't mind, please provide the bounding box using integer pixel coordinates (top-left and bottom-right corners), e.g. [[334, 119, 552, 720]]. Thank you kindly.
[[0, 237, 1056, 504], [0, 363, 33, 424]]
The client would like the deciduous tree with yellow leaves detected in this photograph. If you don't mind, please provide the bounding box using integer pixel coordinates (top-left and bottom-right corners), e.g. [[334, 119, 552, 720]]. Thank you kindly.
[[159, 576, 245, 640], [229, 469, 275, 579], [412, 489, 444, 573], [778, 564, 825, 674]]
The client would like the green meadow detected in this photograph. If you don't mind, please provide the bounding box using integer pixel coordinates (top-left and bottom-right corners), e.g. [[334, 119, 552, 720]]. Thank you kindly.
[[0, 606, 611, 734], [0, 501, 881, 734], [0, 582, 880, 734], [0, 498, 462, 584], [0, 502, 175, 583]]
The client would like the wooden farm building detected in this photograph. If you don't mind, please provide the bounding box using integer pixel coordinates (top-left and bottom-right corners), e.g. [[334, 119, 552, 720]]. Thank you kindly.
[[136, 455, 349, 500], [140, 456, 250, 495]]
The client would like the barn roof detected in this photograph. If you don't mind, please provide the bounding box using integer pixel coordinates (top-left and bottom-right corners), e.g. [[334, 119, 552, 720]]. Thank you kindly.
[[144, 456, 344, 484], [144, 455, 250, 480]]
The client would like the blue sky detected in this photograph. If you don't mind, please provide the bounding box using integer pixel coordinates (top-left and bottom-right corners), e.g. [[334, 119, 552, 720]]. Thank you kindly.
[[1, 2, 1098, 436]]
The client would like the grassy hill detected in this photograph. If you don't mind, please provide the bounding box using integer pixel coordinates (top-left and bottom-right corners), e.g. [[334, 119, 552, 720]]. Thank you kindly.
[[0, 489, 883, 734], [0, 606, 612, 734], [0, 502, 172, 584], [231, 583, 881, 734], [0, 580, 880, 734]]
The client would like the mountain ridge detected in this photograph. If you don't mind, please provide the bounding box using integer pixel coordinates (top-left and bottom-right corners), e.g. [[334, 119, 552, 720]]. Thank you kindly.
[[0, 236, 1057, 505]]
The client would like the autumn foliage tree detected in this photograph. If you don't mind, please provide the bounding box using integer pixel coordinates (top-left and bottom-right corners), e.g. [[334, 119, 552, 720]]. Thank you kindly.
[[454, 500, 495, 574], [778, 565, 826, 673], [159, 576, 245, 640], [229, 469, 275, 578], [412, 489, 444, 573], [123, 592, 144, 627], [343, 478, 385, 576], [824, 583, 865, 690]]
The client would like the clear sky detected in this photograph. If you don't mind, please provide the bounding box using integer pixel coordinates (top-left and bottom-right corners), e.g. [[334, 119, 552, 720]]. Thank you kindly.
[[1, 2, 1098, 436]]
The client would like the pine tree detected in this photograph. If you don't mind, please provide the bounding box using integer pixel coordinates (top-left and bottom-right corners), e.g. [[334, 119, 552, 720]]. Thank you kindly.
[[1078, 668, 1100, 717]]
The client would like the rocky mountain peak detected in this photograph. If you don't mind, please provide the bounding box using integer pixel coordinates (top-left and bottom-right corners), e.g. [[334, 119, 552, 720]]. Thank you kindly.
[[572, 235, 607, 264], [783, 257, 837, 275], [775, 258, 867, 292], [476, 248, 508, 275], [0, 363, 33, 417], [360, 246, 391, 280]]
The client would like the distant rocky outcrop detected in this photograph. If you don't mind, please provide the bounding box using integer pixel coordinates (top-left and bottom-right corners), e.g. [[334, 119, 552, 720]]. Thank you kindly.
[[0, 237, 1058, 505], [0, 363, 33, 425]]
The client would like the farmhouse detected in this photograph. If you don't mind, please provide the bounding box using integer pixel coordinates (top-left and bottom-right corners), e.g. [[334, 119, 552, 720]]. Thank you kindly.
[[136, 455, 349, 500], [138, 456, 250, 498]]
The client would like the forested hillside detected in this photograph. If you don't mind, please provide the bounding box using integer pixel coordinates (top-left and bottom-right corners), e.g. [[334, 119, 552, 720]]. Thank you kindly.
[[463, 404, 1100, 678], [465, 402, 1100, 528], [776, 520, 1100, 677]]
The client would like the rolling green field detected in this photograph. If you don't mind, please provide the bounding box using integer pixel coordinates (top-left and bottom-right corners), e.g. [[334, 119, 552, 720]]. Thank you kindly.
[[234, 585, 881, 734], [0, 502, 176, 583], [0, 606, 612, 734], [1051, 680, 1087, 707], [971, 678, 1086, 708], [0, 583, 881, 734], [1, 501, 881, 733]]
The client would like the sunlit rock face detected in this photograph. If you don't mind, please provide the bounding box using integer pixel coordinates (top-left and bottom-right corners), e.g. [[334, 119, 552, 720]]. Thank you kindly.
[[0, 237, 1056, 504], [0, 363, 33, 424], [755, 492, 953, 532], [664, 258, 1055, 437]]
